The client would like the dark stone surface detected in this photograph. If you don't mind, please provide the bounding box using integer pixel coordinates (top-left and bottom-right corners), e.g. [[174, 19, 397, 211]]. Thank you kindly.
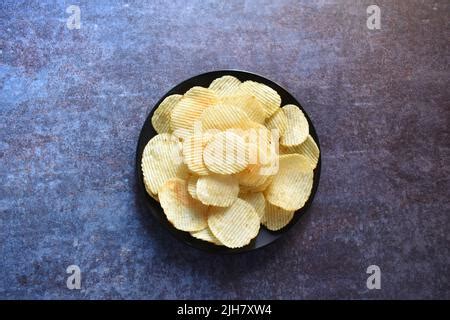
[[0, 0, 448, 299]]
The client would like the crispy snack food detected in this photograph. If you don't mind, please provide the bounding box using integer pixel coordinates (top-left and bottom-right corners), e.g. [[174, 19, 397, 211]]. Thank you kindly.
[[197, 174, 239, 207], [159, 178, 208, 232], [144, 76, 319, 248], [262, 202, 295, 231], [151, 94, 182, 134], [208, 199, 260, 248], [280, 104, 309, 146], [203, 131, 248, 174], [141, 133, 188, 195], [264, 154, 313, 211]]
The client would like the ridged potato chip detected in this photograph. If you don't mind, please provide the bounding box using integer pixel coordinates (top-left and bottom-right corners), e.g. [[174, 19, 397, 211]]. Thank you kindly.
[[187, 175, 199, 200], [151, 94, 182, 134], [264, 154, 313, 211], [246, 124, 277, 160], [240, 192, 265, 220], [262, 202, 295, 231], [191, 227, 223, 245], [159, 178, 208, 232], [221, 95, 266, 124], [280, 135, 320, 169], [203, 131, 248, 174], [265, 108, 288, 137], [239, 174, 274, 193], [236, 81, 281, 118], [182, 134, 210, 175], [183, 86, 219, 103], [237, 163, 269, 188], [200, 104, 252, 131], [242, 138, 279, 183], [208, 199, 260, 248], [280, 105, 309, 147], [171, 87, 218, 138], [144, 179, 159, 201], [208, 75, 241, 97], [141, 133, 188, 195], [197, 174, 239, 207]]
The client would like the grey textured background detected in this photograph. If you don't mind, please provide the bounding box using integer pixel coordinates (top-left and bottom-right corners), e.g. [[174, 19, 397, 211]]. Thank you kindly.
[[0, 0, 449, 299]]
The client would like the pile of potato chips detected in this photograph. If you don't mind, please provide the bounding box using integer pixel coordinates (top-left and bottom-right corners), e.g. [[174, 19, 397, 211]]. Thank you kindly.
[[142, 75, 320, 248]]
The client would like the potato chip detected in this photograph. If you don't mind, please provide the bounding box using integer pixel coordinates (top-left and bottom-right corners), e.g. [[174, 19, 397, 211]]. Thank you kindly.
[[141, 133, 188, 195], [197, 174, 239, 207], [159, 178, 208, 232], [183, 86, 219, 103], [208, 75, 241, 97], [240, 192, 265, 220], [208, 199, 260, 248], [239, 175, 274, 193], [236, 81, 281, 118], [144, 179, 159, 201], [264, 154, 313, 211], [221, 95, 266, 124], [237, 163, 269, 188], [280, 135, 319, 169], [200, 104, 252, 131], [182, 134, 210, 175], [242, 137, 279, 184], [203, 131, 248, 174], [280, 105, 309, 147], [246, 124, 276, 154], [191, 227, 223, 245], [171, 87, 218, 138], [262, 202, 295, 231], [187, 175, 199, 200], [265, 108, 288, 137], [151, 94, 182, 134]]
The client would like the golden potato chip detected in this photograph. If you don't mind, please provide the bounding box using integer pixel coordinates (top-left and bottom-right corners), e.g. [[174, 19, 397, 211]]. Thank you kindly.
[[246, 124, 277, 157], [151, 94, 182, 134], [197, 174, 239, 207], [221, 95, 266, 124], [183, 86, 219, 103], [280, 104, 309, 147], [187, 175, 199, 200], [144, 179, 159, 201], [237, 163, 269, 188], [203, 131, 248, 174], [239, 175, 274, 193], [208, 199, 260, 248], [141, 133, 188, 195], [280, 135, 319, 169], [264, 154, 313, 211], [236, 81, 281, 118], [243, 137, 280, 181], [171, 87, 218, 138], [262, 202, 294, 231], [265, 108, 288, 137], [200, 104, 252, 131], [182, 134, 210, 175], [191, 227, 223, 245], [240, 192, 265, 220], [208, 75, 241, 97], [159, 178, 208, 232]]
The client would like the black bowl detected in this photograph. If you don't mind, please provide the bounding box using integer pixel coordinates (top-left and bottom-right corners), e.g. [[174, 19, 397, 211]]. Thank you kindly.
[[136, 70, 321, 253]]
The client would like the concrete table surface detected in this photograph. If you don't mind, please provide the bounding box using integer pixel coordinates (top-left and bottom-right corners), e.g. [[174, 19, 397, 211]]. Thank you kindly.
[[0, 0, 449, 299]]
